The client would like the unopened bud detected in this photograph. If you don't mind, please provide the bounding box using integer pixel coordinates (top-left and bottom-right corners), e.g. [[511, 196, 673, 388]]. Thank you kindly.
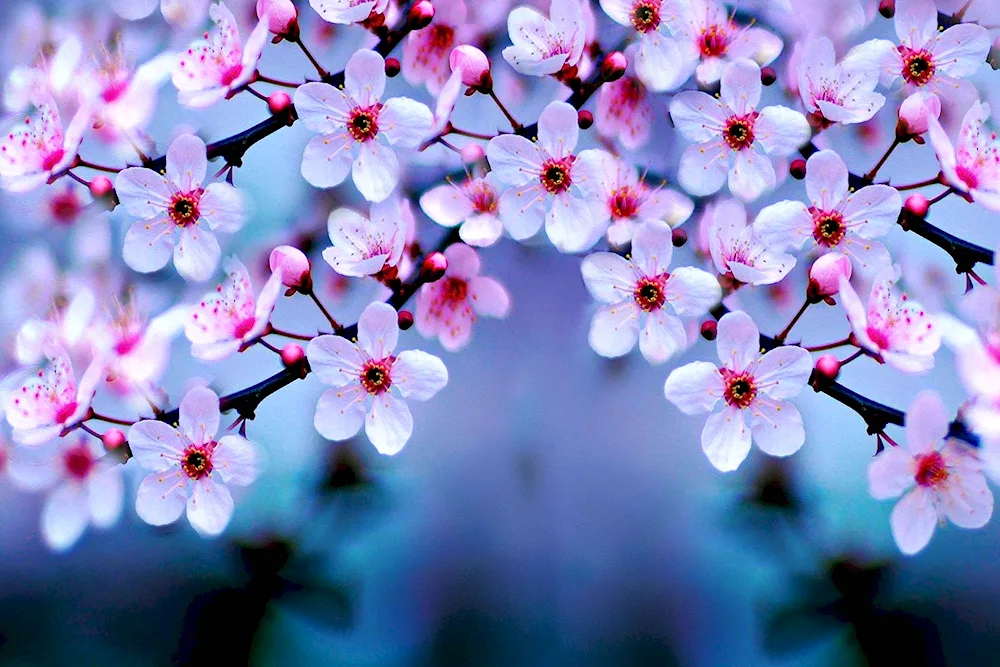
[[760, 66, 776, 86], [905, 193, 930, 219], [878, 0, 895, 18], [102, 428, 126, 450], [815, 355, 841, 382], [90, 175, 113, 198], [257, 0, 298, 37], [460, 143, 485, 164], [896, 91, 941, 142], [420, 252, 448, 283], [789, 158, 807, 180], [671, 228, 688, 247], [807, 252, 852, 302], [269, 245, 312, 292], [384, 57, 401, 77], [281, 343, 305, 369], [407, 1, 435, 30], [398, 310, 414, 330], [701, 320, 718, 341], [268, 90, 292, 115], [600, 51, 628, 82], [449, 45, 491, 90], [577, 110, 593, 129]]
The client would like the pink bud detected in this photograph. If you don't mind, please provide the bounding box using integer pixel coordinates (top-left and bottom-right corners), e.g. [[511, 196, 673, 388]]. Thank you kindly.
[[268, 91, 292, 115], [897, 92, 941, 140], [450, 45, 491, 89], [256, 0, 297, 36], [398, 310, 414, 330], [808, 252, 852, 301], [789, 158, 807, 180], [385, 57, 401, 77], [460, 143, 485, 164], [600, 51, 628, 82], [90, 176, 113, 197], [815, 355, 841, 382], [408, 1, 435, 30], [269, 245, 312, 291], [421, 252, 448, 283], [905, 193, 929, 218], [577, 110, 594, 129], [102, 428, 126, 450], [281, 343, 305, 368], [700, 320, 718, 340]]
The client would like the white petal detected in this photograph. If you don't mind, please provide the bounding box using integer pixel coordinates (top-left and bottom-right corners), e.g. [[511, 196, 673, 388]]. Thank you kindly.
[[186, 478, 234, 537], [639, 310, 686, 364], [702, 407, 752, 472], [537, 101, 579, 158], [41, 482, 88, 551], [357, 301, 399, 357], [720, 58, 762, 115], [128, 419, 185, 471], [123, 218, 174, 273], [179, 385, 221, 444], [114, 167, 172, 217], [750, 400, 805, 457], [630, 220, 674, 277], [753, 201, 812, 251], [580, 252, 634, 303], [905, 390, 949, 454], [314, 386, 367, 440], [755, 346, 813, 400], [173, 226, 221, 282], [365, 392, 413, 455], [213, 435, 258, 486], [166, 133, 207, 192], [665, 267, 721, 316], [940, 464, 993, 529], [392, 350, 448, 400], [380, 96, 433, 148], [486, 134, 542, 185], [890, 488, 937, 555], [293, 81, 350, 133], [87, 467, 124, 528], [545, 194, 597, 253], [498, 184, 546, 239], [353, 140, 399, 202], [469, 276, 511, 317], [135, 470, 189, 526], [306, 334, 364, 387], [419, 184, 473, 226], [728, 148, 775, 202], [678, 142, 729, 197], [842, 185, 902, 238], [716, 310, 761, 372], [664, 361, 724, 415], [589, 302, 640, 358], [344, 49, 386, 106], [301, 132, 354, 188], [754, 106, 811, 156], [868, 446, 916, 499], [669, 91, 727, 143], [200, 183, 244, 233], [805, 150, 849, 211]]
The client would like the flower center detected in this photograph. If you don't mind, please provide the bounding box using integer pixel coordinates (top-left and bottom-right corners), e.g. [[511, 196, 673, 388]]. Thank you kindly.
[[169, 192, 201, 226], [441, 277, 468, 303], [723, 114, 756, 151], [900, 48, 935, 86], [428, 24, 454, 50], [811, 210, 846, 247], [233, 316, 256, 339], [699, 24, 730, 57], [610, 186, 639, 219], [470, 181, 498, 213], [539, 157, 573, 194], [55, 400, 78, 424], [721, 368, 757, 409], [360, 359, 393, 395], [914, 450, 949, 487], [347, 106, 380, 142], [631, 1, 661, 32], [866, 325, 891, 350], [633, 274, 668, 312], [63, 444, 94, 480], [42, 148, 65, 172], [956, 164, 979, 189], [182, 444, 214, 480]]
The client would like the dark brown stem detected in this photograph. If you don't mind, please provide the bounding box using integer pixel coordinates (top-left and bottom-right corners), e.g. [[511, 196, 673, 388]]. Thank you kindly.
[[306, 290, 341, 330], [864, 138, 899, 182], [774, 299, 810, 343], [488, 90, 522, 130]]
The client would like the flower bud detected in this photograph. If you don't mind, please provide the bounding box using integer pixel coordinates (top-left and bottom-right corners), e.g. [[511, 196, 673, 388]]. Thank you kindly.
[[420, 252, 448, 283], [102, 428, 126, 450], [460, 143, 485, 164], [269, 245, 312, 292], [268, 90, 292, 115], [256, 0, 298, 36], [398, 310, 414, 330], [905, 193, 929, 219], [896, 91, 941, 142], [407, 1, 435, 30], [577, 110, 593, 129], [701, 320, 718, 341], [789, 158, 807, 180], [814, 355, 840, 382], [384, 57, 401, 77], [807, 252, 852, 301], [671, 228, 688, 247], [760, 66, 776, 86], [450, 45, 491, 89], [878, 0, 895, 18], [281, 343, 305, 369], [90, 175, 113, 198], [600, 51, 628, 82]]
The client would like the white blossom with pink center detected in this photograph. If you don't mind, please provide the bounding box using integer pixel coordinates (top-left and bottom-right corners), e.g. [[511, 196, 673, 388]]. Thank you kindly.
[[664, 310, 813, 472], [502, 0, 586, 77], [184, 257, 283, 361], [82, 47, 173, 133], [0, 95, 89, 192], [754, 149, 900, 274], [574, 151, 694, 247], [868, 390, 992, 555], [402, 0, 473, 95], [706, 199, 795, 286], [669, 0, 782, 86], [171, 1, 271, 108], [419, 173, 505, 248], [598, 0, 686, 91], [322, 198, 407, 278], [838, 271, 940, 373], [928, 101, 1000, 211], [582, 220, 720, 364], [595, 63, 654, 150], [3, 347, 103, 445], [796, 36, 886, 127], [306, 302, 448, 455], [116, 133, 244, 282], [94, 302, 187, 385], [129, 386, 258, 537], [294, 49, 434, 202], [415, 244, 511, 352], [669, 59, 810, 202], [487, 101, 598, 253], [310, 0, 389, 25]]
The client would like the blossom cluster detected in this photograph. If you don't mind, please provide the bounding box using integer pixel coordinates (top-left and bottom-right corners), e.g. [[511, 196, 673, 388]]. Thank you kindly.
[[0, 0, 996, 560]]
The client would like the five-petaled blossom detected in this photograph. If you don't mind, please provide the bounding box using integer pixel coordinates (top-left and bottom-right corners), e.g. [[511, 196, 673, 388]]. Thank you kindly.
[[502, 0, 586, 77], [582, 220, 720, 364], [184, 257, 283, 361], [705, 199, 795, 286], [129, 386, 258, 537], [294, 49, 434, 202], [669, 59, 810, 201], [598, 0, 685, 91], [664, 311, 813, 472], [754, 149, 900, 274], [868, 390, 993, 555], [928, 101, 1000, 212], [172, 1, 271, 108], [838, 270, 941, 373], [116, 133, 245, 282], [4, 348, 103, 445], [487, 101, 598, 253], [306, 302, 448, 455], [419, 173, 505, 247], [323, 198, 407, 278], [0, 95, 89, 192], [415, 244, 511, 351], [796, 36, 886, 128]]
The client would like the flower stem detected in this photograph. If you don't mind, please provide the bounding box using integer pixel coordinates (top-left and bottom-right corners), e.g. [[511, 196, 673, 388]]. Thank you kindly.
[[448, 126, 497, 141], [89, 411, 136, 426], [864, 138, 899, 182], [804, 336, 853, 352], [926, 187, 954, 207], [268, 326, 314, 341], [291, 35, 329, 78], [76, 158, 122, 174], [774, 299, 810, 343], [488, 90, 522, 130], [306, 290, 342, 330], [255, 72, 302, 88], [894, 173, 942, 190]]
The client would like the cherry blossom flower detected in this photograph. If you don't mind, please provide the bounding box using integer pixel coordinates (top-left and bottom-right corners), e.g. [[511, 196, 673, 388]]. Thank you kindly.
[[796, 36, 886, 128], [419, 173, 505, 247], [598, 0, 686, 91], [486, 101, 598, 253], [0, 96, 89, 192], [83, 49, 173, 133], [706, 199, 795, 286], [754, 149, 900, 273], [116, 133, 244, 282], [307, 302, 448, 455], [575, 151, 693, 247], [294, 49, 434, 202], [670, 0, 782, 86], [185, 257, 283, 361], [664, 310, 813, 471], [927, 100, 1000, 211], [502, 0, 586, 77], [15, 288, 94, 365], [402, 0, 471, 95], [868, 390, 992, 555], [594, 68, 654, 150], [129, 386, 258, 537], [4, 347, 103, 445], [172, 1, 271, 108], [93, 301, 187, 385], [838, 271, 940, 373], [669, 59, 810, 201], [310, 0, 389, 25], [582, 221, 720, 364], [414, 244, 510, 351], [322, 198, 406, 278]]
